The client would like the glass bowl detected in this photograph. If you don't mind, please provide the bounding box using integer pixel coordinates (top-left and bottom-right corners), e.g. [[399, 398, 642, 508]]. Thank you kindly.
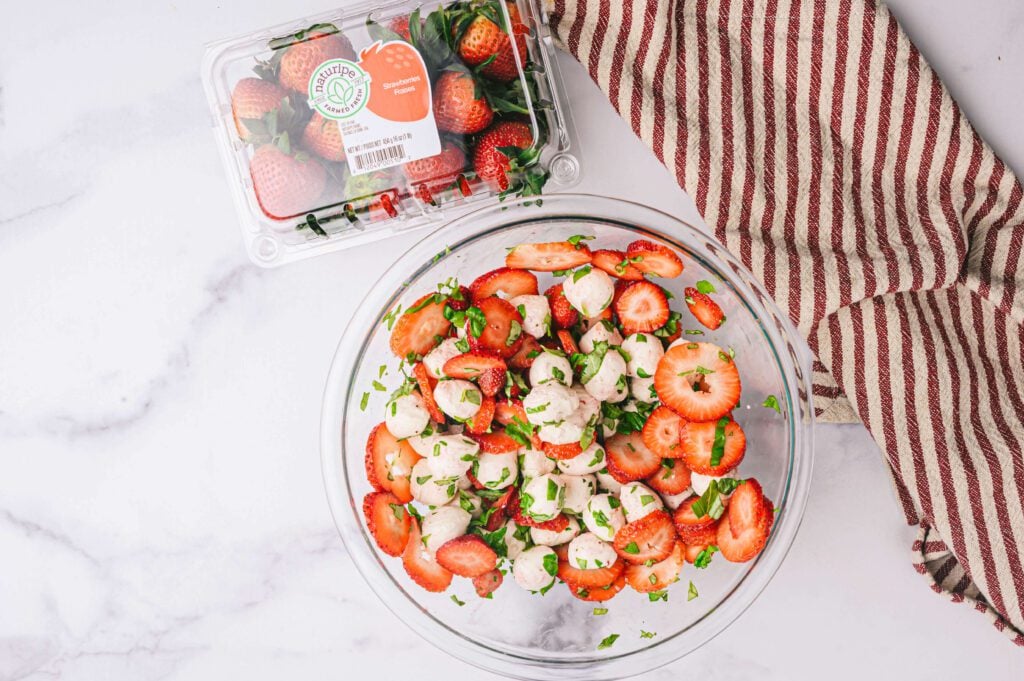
[[321, 194, 814, 680]]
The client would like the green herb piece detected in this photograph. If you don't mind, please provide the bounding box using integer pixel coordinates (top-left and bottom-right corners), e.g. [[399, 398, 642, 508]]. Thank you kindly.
[[580, 341, 609, 386], [624, 542, 640, 555], [709, 416, 730, 467], [597, 634, 619, 650], [688, 581, 699, 601], [451, 594, 465, 606], [466, 306, 487, 338], [636, 367, 652, 378], [546, 478, 558, 501], [640, 630, 656, 639], [567, 234, 595, 248], [695, 280, 716, 294], [360, 392, 370, 411], [640, 494, 656, 506], [462, 389, 482, 405], [542, 552, 558, 577], [648, 590, 668, 602], [694, 545, 718, 569], [762, 394, 781, 413], [506, 320, 523, 346], [684, 329, 704, 336], [593, 607, 608, 616], [572, 265, 593, 283], [382, 305, 402, 330], [372, 380, 387, 392]]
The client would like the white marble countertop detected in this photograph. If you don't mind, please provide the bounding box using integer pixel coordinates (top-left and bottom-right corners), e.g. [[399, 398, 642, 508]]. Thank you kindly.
[[1, 0, 1021, 679]]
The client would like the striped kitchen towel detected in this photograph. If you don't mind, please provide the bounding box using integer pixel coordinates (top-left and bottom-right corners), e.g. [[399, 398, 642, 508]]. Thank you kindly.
[[545, 0, 1024, 644]]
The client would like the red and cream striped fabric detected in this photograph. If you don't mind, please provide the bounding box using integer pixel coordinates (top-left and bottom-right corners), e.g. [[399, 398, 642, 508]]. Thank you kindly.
[[545, 0, 1024, 644]]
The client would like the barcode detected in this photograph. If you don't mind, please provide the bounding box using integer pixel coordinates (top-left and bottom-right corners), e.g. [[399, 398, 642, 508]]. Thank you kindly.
[[351, 144, 407, 172]]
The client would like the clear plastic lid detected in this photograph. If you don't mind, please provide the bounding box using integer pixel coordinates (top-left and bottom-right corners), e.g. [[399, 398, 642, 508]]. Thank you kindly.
[[202, 0, 579, 267]]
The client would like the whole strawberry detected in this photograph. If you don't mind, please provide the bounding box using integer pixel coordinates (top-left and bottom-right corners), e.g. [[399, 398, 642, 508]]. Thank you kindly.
[[301, 112, 346, 162], [459, 2, 528, 82], [432, 71, 493, 134], [403, 141, 468, 205], [473, 120, 534, 192], [249, 142, 327, 219], [388, 15, 412, 41], [231, 78, 287, 141], [278, 30, 355, 93]]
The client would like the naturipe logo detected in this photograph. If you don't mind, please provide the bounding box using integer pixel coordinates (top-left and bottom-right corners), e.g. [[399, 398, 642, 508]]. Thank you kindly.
[[307, 59, 371, 120]]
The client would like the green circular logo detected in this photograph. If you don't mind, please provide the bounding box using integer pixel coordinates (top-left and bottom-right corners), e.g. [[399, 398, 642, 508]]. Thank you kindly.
[[307, 59, 371, 120]]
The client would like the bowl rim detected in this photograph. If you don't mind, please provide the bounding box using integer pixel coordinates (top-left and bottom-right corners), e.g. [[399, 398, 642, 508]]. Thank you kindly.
[[321, 193, 815, 680]]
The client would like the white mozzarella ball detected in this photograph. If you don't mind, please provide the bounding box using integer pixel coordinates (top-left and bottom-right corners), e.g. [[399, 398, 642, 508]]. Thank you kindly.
[[503, 519, 529, 560], [582, 493, 626, 542], [560, 474, 597, 515], [557, 442, 607, 476], [571, 385, 602, 423], [520, 473, 565, 521], [420, 505, 471, 556], [530, 515, 580, 546], [410, 459, 458, 506], [512, 545, 557, 592], [595, 468, 623, 495], [582, 346, 629, 402], [562, 266, 615, 318], [473, 450, 519, 490], [520, 448, 556, 479], [423, 434, 478, 479], [457, 473, 474, 490], [433, 379, 483, 421], [537, 418, 584, 446], [579, 320, 623, 353], [384, 392, 430, 439], [423, 337, 463, 378], [510, 294, 551, 339], [568, 532, 618, 570], [620, 332, 665, 378], [523, 382, 578, 425], [660, 488, 692, 510], [619, 481, 665, 522], [528, 350, 573, 387], [630, 376, 657, 402]]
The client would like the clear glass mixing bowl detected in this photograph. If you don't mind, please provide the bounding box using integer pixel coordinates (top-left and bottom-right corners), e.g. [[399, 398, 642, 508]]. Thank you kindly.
[[321, 194, 814, 679]]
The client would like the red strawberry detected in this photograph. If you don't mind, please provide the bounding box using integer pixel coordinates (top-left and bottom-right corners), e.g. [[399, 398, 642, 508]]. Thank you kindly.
[[389, 294, 452, 359], [718, 478, 773, 562], [363, 491, 411, 557], [467, 296, 524, 358], [544, 283, 579, 329], [458, 3, 528, 82], [469, 267, 539, 302], [448, 285, 472, 312], [624, 541, 685, 592], [684, 287, 726, 330], [568, 572, 627, 602], [591, 249, 645, 281], [612, 510, 677, 564], [478, 367, 507, 397], [473, 121, 535, 192], [558, 555, 625, 589], [411, 362, 445, 423], [443, 352, 507, 379], [680, 417, 746, 475], [470, 431, 520, 453], [249, 144, 327, 220], [301, 112, 346, 161], [473, 569, 504, 598], [435, 535, 498, 577], [625, 239, 684, 278], [506, 241, 593, 272], [509, 493, 570, 530], [614, 281, 670, 334], [388, 15, 413, 41], [231, 78, 287, 141], [646, 458, 692, 496], [556, 329, 579, 355], [683, 542, 713, 564], [466, 396, 496, 434], [641, 405, 686, 459], [605, 432, 662, 483], [494, 398, 528, 425], [509, 336, 543, 369], [433, 71, 494, 134], [542, 441, 582, 460], [403, 141, 467, 206], [653, 342, 741, 421], [403, 518, 454, 592], [278, 31, 356, 93], [365, 423, 422, 502], [672, 495, 720, 545]]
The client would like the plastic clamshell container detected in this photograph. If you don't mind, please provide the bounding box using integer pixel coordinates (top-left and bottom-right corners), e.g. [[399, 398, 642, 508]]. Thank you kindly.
[[202, 0, 579, 267]]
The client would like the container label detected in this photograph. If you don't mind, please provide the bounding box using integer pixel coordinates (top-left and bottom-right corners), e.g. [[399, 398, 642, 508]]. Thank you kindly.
[[307, 41, 440, 176]]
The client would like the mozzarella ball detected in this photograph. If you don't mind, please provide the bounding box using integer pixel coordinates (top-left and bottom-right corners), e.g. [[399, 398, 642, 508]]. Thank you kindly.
[[557, 442, 607, 476], [562, 266, 615, 318], [407, 431, 436, 457], [561, 474, 597, 515], [449, 489, 483, 518], [503, 519, 529, 560], [595, 468, 623, 495], [619, 481, 665, 522], [510, 294, 551, 339], [523, 382, 578, 425], [520, 448, 556, 479], [433, 379, 483, 421], [512, 546, 557, 592], [410, 459, 458, 506], [579, 320, 624, 353], [630, 376, 657, 402], [385, 392, 430, 439], [457, 473, 474, 490], [420, 505, 471, 556], [528, 350, 573, 387], [620, 332, 665, 378], [537, 418, 585, 445], [582, 493, 626, 541], [568, 532, 618, 570], [530, 514, 581, 546], [691, 471, 737, 498], [520, 473, 565, 521], [582, 346, 629, 402], [473, 450, 518, 490], [660, 488, 692, 510], [571, 385, 602, 423], [423, 434, 478, 479], [423, 337, 463, 378]]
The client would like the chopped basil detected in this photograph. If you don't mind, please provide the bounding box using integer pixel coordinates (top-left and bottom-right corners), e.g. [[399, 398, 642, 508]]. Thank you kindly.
[[372, 380, 387, 392], [640, 630, 656, 639], [577, 557, 588, 569], [546, 478, 558, 501], [455, 337, 470, 353], [462, 389, 481, 405], [587, 447, 605, 467], [597, 634, 619, 650], [624, 542, 640, 554], [451, 594, 465, 606], [636, 367, 651, 378], [592, 509, 611, 529], [551, 366, 566, 383], [640, 494, 656, 506], [648, 590, 668, 602], [593, 607, 608, 616], [762, 394, 781, 413], [709, 416, 730, 467], [542, 552, 558, 577], [579, 341, 609, 386], [359, 392, 370, 411], [527, 403, 548, 414], [388, 503, 406, 521], [567, 234, 595, 248], [416, 474, 432, 485], [506, 320, 523, 346], [648, 573, 658, 585], [695, 280, 716, 294], [607, 496, 621, 509], [684, 329, 704, 336], [572, 265, 593, 283], [694, 545, 718, 568], [382, 305, 402, 330], [466, 306, 487, 338], [688, 581, 699, 601]]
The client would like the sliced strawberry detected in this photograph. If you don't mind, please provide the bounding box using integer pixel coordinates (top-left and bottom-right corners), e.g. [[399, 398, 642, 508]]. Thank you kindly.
[[542, 441, 582, 461], [484, 487, 517, 531], [509, 336, 542, 369], [467, 296, 524, 359], [591, 249, 645, 281], [612, 510, 677, 564], [641, 405, 686, 459], [448, 285, 472, 311], [614, 281, 670, 334], [558, 556, 625, 590], [403, 518, 453, 592], [412, 362, 445, 423], [605, 431, 662, 483], [363, 491, 411, 557], [624, 541, 685, 592], [509, 492, 570, 530], [443, 352, 506, 379], [683, 542, 712, 564], [470, 430, 520, 453], [465, 467, 486, 490], [365, 423, 421, 503], [506, 241, 593, 271], [679, 417, 746, 475], [435, 534, 498, 577], [556, 329, 579, 355], [684, 287, 726, 330], [717, 502, 770, 563], [466, 396, 496, 434], [646, 458, 692, 496], [544, 283, 579, 329], [727, 478, 768, 534], [626, 239, 684, 278], [653, 342, 741, 421], [469, 267, 539, 302], [478, 367, 507, 397], [390, 294, 452, 359], [568, 572, 626, 602], [494, 398, 527, 426], [473, 569, 504, 598], [672, 496, 720, 545]]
